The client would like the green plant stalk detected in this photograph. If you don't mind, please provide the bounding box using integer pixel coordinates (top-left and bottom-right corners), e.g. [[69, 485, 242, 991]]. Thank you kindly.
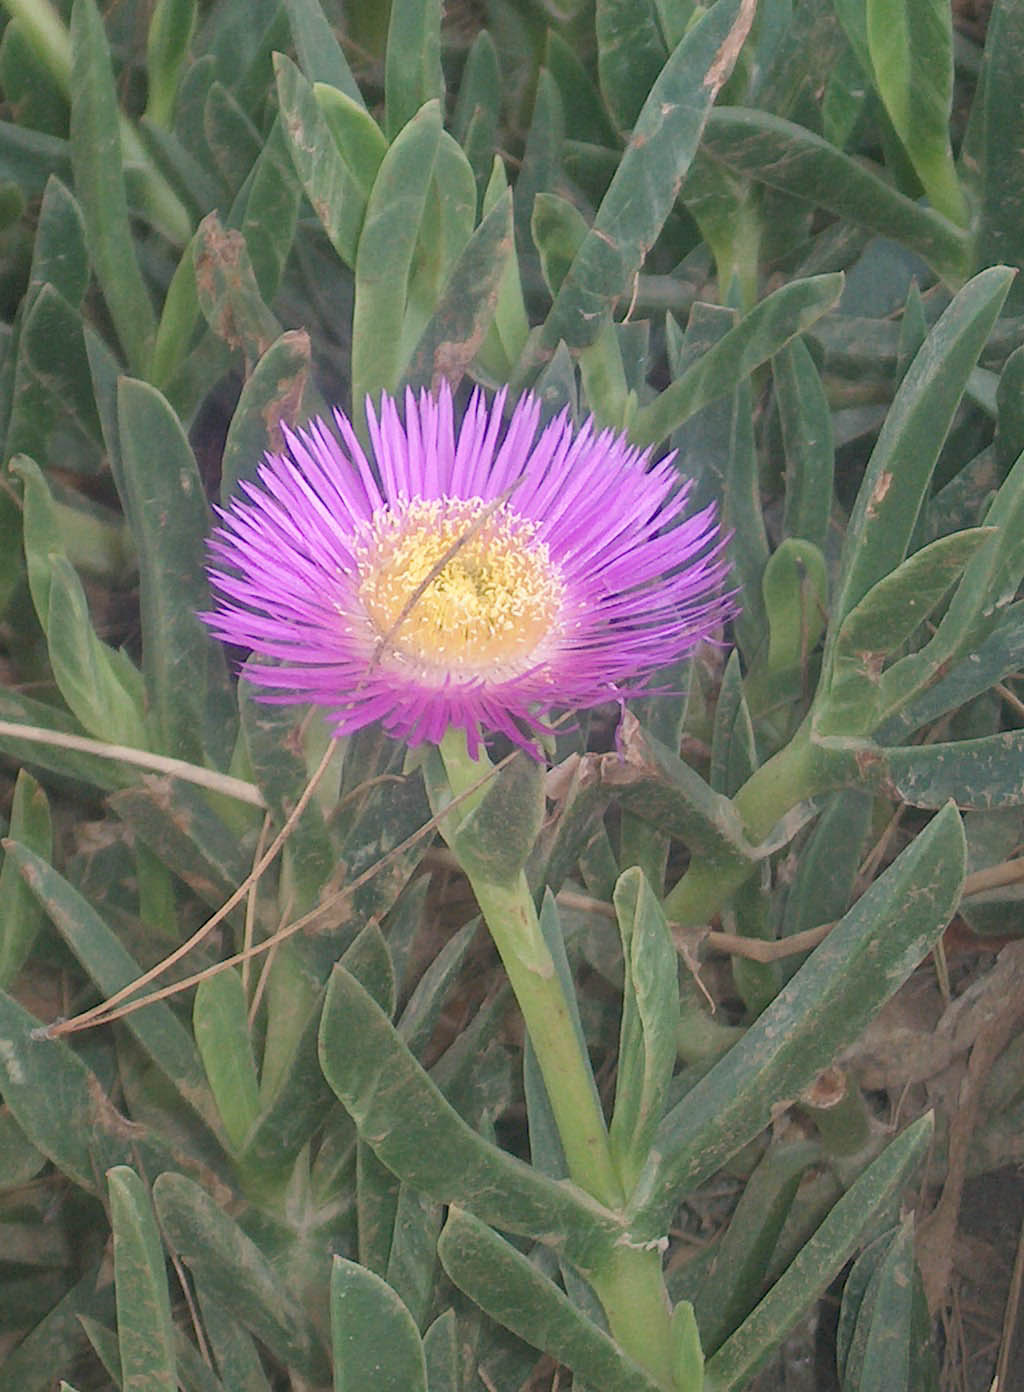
[[2, 0, 192, 246], [439, 733, 682, 1389], [914, 145, 968, 230], [663, 721, 828, 926], [803, 1082, 874, 1160]]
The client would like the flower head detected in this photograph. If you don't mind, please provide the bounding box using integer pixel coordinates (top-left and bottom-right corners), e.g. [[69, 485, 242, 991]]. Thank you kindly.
[[204, 384, 735, 755]]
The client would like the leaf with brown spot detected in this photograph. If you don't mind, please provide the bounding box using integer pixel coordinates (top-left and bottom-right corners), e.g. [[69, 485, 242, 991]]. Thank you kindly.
[[193, 212, 280, 371]]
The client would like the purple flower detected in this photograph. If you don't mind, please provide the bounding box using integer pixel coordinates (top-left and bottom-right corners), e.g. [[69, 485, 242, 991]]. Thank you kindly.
[[203, 384, 735, 755]]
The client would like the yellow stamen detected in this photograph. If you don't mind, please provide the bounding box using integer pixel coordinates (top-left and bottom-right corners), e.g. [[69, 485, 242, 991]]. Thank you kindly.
[[355, 497, 564, 680]]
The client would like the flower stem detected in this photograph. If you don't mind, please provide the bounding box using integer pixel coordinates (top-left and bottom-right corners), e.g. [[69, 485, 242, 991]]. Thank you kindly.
[[469, 870, 617, 1165], [438, 731, 683, 1388]]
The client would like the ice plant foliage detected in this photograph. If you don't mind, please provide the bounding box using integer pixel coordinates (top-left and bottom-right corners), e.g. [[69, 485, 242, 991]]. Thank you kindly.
[[204, 384, 734, 753]]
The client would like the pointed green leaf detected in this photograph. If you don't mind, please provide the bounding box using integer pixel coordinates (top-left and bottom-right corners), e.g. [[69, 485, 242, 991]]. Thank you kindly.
[[275, 53, 373, 269], [193, 971, 260, 1153], [596, 0, 667, 131], [331, 1257, 427, 1392], [29, 175, 89, 305], [703, 1116, 934, 1391], [404, 186, 514, 393], [351, 100, 441, 406], [828, 267, 1013, 641], [193, 211, 279, 369], [154, 1171, 330, 1382], [314, 83, 387, 195], [6, 842, 217, 1129], [867, 0, 964, 224], [5, 285, 102, 470], [219, 330, 315, 501], [318, 964, 625, 1272], [539, 0, 756, 355], [195, 1283, 273, 1392], [774, 336, 834, 552], [608, 868, 678, 1191], [109, 1166, 177, 1392], [819, 527, 997, 736], [115, 376, 235, 766], [628, 804, 964, 1240], [422, 1309, 460, 1392], [45, 554, 148, 748], [385, 1186, 443, 1331], [699, 108, 969, 283], [875, 444, 1024, 726], [144, 0, 196, 128], [384, 0, 443, 139], [760, 538, 828, 676], [282, 0, 363, 103], [69, 0, 155, 373], [694, 1141, 819, 1355], [0, 987, 133, 1191], [452, 30, 501, 199], [0, 770, 52, 988], [962, 1, 1024, 306], [838, 1216, 926, 1392], [632, 275, 843, 446], [106, 778, 255, 907]]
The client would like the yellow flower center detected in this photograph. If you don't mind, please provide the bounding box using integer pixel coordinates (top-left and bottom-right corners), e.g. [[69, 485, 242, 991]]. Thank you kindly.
[[354, 497, 564, 680]]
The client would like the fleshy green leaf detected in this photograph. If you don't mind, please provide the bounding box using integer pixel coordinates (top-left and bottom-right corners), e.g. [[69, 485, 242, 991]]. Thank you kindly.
[[866, 0, 965, 224], [108, 1166, 177, 1392], [698, 108, 969, 282], [962, 0, 1024, 306], [384, 0, 443, 140], [69, 0, 156, 373], [632, 275, 844, 446], [351, 100, 441, 406], [0, 771, 52, 988], [538, 0, 757, 356], [693, 1141, 819, 1355], [275, 53, 375, 270], [318, 964, 625, 1272], [219, 330, 315, 501], [703, 1117, 934, 1390], [819, 527, 996, 736], [6, 842, 218, 1131], [0, 987, 134, 1191], [145, 0, 197, 129], [596, 0, 667, 131], [154, 1171, 331, 1382], [628, 803, 964, 1240], [826, 267, 1014, 644], [331, 1257, 427, 1392], [403, 186, 514, 393], [193, 211, 279, 369], [774, 336, 835, 552], [193, 971, 261, 1153], [608, 867, 678, 1190], [282, 0, 363, 102], [115, 376, 236, 767]]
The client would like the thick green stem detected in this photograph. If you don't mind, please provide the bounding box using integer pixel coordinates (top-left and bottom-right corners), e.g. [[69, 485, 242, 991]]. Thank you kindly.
[[438, 731, 684, 1388], [663, 722, 824, 926], [590, 1244, 678, 1389], [467, 871, 624, 1208], [439, 730, 622, 1209]]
